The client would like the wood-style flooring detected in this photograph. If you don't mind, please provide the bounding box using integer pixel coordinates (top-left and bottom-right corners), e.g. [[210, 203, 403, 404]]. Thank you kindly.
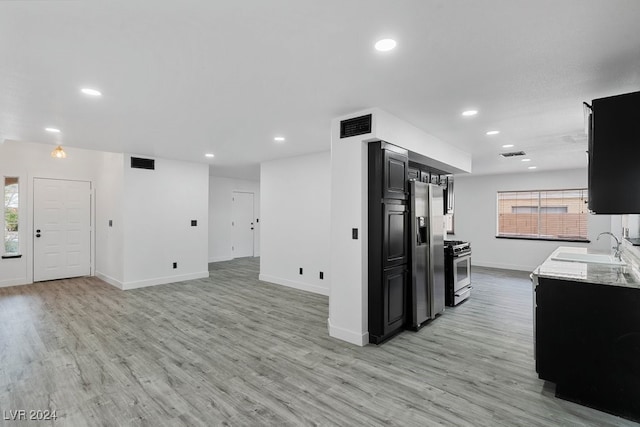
[[0, 259, 637, 426]]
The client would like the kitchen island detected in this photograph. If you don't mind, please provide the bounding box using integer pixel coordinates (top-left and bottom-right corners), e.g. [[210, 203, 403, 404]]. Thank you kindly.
[[532, 246, 640, 422]]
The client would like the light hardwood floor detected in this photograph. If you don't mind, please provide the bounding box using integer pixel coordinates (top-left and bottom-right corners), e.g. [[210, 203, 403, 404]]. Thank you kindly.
[[0, 259, 637, 426]]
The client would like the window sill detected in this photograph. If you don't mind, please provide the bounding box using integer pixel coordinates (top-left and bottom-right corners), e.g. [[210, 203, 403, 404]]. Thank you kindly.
[[1, 254, 22, 259], [496, 236, 591, 244]]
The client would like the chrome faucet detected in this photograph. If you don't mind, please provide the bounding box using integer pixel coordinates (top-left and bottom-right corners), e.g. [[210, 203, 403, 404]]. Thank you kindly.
[[597, 232, 622, 260]]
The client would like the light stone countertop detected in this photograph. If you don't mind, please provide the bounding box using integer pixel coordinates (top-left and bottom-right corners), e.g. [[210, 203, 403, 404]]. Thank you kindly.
[[532, 246, 640, 290]]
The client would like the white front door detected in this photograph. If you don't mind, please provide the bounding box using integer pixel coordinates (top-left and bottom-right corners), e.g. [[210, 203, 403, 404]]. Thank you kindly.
[[33, 178, 91, 282], [231, 191, 254, 258]]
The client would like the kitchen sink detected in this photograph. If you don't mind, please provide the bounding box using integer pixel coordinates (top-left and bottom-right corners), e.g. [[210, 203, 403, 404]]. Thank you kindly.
[[551, 252, 626, 266]]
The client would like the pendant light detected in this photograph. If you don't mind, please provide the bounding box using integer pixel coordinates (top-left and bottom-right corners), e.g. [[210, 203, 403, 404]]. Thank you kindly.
[[51, 145, 67, 159]]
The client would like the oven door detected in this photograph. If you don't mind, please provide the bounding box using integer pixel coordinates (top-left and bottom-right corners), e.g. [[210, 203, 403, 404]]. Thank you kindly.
[[452, 254, 471, 292]]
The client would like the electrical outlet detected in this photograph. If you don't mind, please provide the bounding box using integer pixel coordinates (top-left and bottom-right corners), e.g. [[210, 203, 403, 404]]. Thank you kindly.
[[352, 228, 358, 239], [319, 272, 324, 280], [173, 262, 177, 269], [191, 220, 197, 226]]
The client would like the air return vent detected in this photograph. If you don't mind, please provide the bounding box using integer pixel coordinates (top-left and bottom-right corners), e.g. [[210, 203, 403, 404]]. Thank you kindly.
[[500, 151, 526, 158], [131, 157, 155, 170], [340, 114, 372, 138]]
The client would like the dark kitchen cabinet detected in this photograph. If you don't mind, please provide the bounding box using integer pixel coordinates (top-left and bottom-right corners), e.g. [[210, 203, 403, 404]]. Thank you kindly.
[[408, 168, 431, 184], [408, 167, 420, 181], [442, 175, 454, 214], [382, 202, 408, 268], [535, 277, 640, 422], [382, 265, 408, 335], [383, 148, 409, 200], [368, 141, 409, 344], [588, 91, 640, 214]]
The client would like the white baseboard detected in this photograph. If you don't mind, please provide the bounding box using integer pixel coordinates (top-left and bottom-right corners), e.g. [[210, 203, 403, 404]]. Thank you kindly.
[[258, 274, 330, 296], [0, 278, 29, 288], [208, 255, 233, 263], [472, 260, 535, 272], [327, 318, 368, 346], [122, 271, 210, 290], [95, 272, 125, 290]]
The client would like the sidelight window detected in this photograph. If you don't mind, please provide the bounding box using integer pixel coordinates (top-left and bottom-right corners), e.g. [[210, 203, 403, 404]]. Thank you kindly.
[[3, 177, 20, 255], [497, 189, 588, 241]]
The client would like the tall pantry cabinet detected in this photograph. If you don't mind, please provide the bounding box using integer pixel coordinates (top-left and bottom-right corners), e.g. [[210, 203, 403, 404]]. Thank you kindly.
[[368, 141, 409, 344]]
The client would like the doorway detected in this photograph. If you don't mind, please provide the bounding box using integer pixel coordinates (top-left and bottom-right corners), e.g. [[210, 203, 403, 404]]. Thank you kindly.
[[231, 191, 254, 258], [33, 178, 92, 282]]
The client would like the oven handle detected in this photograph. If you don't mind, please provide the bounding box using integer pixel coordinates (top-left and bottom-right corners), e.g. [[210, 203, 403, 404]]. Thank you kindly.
[[454, 253, 471, 260]]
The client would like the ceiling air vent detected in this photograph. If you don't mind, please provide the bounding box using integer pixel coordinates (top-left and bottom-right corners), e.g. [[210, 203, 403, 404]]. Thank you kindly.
[[500, 151, 526, 158], [340, 114, 372, 138], [131, 156, 155, 170]]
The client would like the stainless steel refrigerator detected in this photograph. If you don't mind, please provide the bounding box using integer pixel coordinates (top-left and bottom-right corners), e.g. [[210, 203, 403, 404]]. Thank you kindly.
[[409, 181, 445, 329]]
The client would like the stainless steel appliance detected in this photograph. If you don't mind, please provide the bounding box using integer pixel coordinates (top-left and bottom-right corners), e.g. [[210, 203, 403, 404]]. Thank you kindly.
[[444, 240, 472, 306], [409, 181, 445, 329]]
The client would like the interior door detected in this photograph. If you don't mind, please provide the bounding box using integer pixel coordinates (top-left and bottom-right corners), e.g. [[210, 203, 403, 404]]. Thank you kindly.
[[33, 178, 91, 282], [231, 191, 254, 258]]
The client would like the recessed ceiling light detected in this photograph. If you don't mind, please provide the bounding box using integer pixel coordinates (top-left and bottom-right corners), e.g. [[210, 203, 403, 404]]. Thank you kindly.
[[274, 136, 285, 142], [462, 110, 478, 117], [486, 130, 500, 135], [375, 39, 396, 52], [81, 88, 102, 96], [521, 158, 531, 162], [528, 166, 537, 170], [205, 153, 215, 158], [45, 127, 61, 133], [502, 144, 514, 148]]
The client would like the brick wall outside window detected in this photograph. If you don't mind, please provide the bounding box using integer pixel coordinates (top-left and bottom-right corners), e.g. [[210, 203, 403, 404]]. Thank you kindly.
[[497, 189, 588, 241]]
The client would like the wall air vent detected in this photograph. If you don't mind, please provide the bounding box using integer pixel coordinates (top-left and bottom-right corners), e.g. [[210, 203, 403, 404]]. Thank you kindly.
[[500, 151, 526, 158], [130, 156, 155, 170], [340, 114, 372, 138]]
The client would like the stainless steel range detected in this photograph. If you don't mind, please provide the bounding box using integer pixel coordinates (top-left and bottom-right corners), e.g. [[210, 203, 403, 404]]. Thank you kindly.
[[444, 240, 472, 306]]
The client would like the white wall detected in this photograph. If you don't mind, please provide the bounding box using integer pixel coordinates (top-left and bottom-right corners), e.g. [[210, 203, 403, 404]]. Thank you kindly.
[[0, 140, 108, 287], [260, 151, 331, 296], [95, 152, 125, 285], [454, 168, 613, 271], [119, 155, 209, 290], [328, 108, 472, 346], [619, 214, 640, 264], [373, 108, 472, 173], [208, 176, 260, 262], [0, 140, 210, 290]]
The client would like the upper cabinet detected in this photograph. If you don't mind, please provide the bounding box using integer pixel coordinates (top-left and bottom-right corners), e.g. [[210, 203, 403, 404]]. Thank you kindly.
[[588, 91, 640, 214], [382, 148, 409, 200], [408, 167, 420, 181], [443, 175, 454, 215], [408, 161, 454, 215]]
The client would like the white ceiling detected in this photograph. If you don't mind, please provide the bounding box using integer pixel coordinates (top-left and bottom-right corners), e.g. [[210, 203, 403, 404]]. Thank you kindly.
[[1, 1, 639, 180]]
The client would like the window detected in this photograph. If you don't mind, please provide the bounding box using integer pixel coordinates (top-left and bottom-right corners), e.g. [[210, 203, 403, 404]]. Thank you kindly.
[[4, 177, 19, 255], [497, 189, 588, 241]]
